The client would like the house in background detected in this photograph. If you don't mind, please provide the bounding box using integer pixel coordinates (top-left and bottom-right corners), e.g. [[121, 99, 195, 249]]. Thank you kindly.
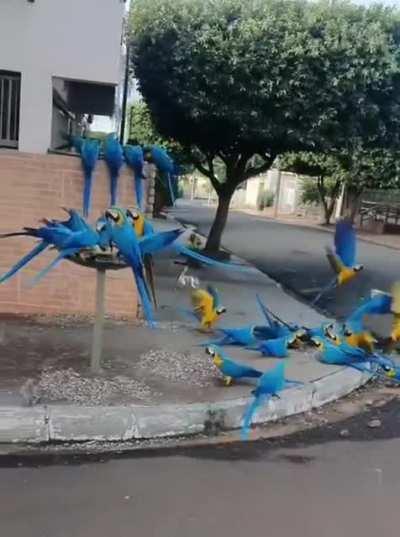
[[0, 0, 127, 153]]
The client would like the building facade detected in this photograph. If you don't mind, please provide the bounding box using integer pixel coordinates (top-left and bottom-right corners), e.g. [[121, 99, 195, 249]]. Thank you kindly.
[[0, 0, 126, 153]]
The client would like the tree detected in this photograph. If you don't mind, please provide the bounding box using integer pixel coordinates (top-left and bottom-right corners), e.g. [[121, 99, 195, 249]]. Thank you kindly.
[[130, 0, 400, 251], [281, 148, 400, 223], [336, 148, 400, 221], [280, 153, 344, 224]]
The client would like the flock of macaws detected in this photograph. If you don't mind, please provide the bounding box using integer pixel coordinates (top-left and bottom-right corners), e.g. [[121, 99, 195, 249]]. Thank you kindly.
[[187, 218, 400, 439], [0, 207, 250, 328], [71, 134, 178, 218], [0, 157, 399, 443]]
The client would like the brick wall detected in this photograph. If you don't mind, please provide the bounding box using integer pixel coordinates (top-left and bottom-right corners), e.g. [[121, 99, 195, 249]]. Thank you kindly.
[[0, 150, 148, 318]]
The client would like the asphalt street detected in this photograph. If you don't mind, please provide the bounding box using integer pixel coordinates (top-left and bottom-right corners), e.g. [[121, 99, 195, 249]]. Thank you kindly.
[[171, 201, 399, 320], [1, 399, 400, 537]]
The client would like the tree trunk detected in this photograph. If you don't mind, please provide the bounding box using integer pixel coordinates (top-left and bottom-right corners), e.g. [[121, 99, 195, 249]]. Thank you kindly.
[[205, 189, 234, 253], [317, 177, 331, 225], [344, 188, 363, 223]]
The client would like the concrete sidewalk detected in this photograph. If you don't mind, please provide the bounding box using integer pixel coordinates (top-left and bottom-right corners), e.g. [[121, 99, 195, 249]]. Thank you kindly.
[[0, 218, 371, 444]]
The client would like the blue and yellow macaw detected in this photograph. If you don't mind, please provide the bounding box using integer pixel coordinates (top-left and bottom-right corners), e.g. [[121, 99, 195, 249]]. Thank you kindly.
[[0, 217, 100, 285], [241, 362, 301, 439], [104, 134, 124, 206], [313, 219, 363, 305], [206, 346, 262, 386], [250, 333, 301, 358], [104, 207, 154, 326], [80, 139, 100, 218], [124, 145, 145, 210], [310, 336, 373, 372], [150, 145, 176, 206], [191, 285, 226, 332], [343, 292, 392, 351]]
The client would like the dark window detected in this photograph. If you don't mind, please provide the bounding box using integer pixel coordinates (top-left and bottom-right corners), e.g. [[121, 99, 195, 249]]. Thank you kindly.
[[0, 70, 21, 148]]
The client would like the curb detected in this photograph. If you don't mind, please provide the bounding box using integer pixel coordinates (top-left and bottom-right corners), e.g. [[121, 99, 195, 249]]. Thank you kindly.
[[0, 367, 370, 444]]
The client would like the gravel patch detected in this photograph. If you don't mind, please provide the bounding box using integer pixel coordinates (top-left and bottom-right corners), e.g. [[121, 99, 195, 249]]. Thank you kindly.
[[21, 369, 154, 406], [138, 349, 221, 387]]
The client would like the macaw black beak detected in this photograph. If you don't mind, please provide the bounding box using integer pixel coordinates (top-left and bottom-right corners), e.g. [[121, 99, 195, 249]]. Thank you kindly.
[[105, 210, 119, 222], [205, 346, 215, 357]]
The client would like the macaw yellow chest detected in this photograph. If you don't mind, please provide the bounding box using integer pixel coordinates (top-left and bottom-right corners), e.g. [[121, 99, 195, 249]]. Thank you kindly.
[[338, 268, 357, 286]]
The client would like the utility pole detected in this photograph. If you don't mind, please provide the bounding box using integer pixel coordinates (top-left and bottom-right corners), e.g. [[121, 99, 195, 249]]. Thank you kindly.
[[119, 43, 130, 144], [273, 165, 282, 218]]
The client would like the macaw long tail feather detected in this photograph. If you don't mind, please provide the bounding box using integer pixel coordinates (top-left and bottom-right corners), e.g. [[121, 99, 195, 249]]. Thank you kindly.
[[134, 172, 144, 211], [83, 172, 93, 218], [311, 277, 337, 306], [256, 294, 275, 328], [175, 245, 250, 271], [29, 247, 80, 287], [0, 241, 48, 284], [241, 394, 268, 440], [134, 269, 155, 328], [143, 253, 157, 309], [0, 232, 30, 239], [166, 173, 175, 207], [110, 173, 119, 206]]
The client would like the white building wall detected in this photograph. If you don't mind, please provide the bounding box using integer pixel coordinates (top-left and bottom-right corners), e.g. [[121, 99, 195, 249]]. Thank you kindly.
[[0, 0, 125, 153]]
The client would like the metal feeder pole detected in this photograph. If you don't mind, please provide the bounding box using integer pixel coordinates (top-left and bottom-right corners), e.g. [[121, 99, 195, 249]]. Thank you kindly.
[[90, 268, 107, 373]]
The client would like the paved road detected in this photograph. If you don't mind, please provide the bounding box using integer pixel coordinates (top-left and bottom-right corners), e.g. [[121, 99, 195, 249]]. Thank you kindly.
[[1, 400, 400, 537], [171, 201, 398, 320]]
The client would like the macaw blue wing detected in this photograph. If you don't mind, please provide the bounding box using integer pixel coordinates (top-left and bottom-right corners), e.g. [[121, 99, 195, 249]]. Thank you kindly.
[[0, 241, 49, 284], [80, 139, 100, 217], [139, 228, 184, 256], [335, 219, 356, 266], [104, 135, 124, 206], [207, 285, 221, 309], [124, 145, 145, 210], [346, 294, 392, 332], [29, 247, 81, 286]]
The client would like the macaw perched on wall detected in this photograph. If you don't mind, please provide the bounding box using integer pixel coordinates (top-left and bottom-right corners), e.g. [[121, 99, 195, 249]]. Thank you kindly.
[[313, 219, 363, 305], [80, 139, 100, 218], [241, 362, 301, 440], [103, 134, 124, 206], [206, 346, 262, 386], [150, 145, 176, 206], [191, 286, 226, 332], [124, 145, 145, 210]]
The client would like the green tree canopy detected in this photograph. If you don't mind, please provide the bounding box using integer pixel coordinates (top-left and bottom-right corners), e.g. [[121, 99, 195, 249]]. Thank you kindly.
[[130, 0, 400, 250]]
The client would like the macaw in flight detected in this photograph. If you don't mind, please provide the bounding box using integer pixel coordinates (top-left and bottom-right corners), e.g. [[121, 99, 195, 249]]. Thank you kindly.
[[312, 219, 363, 305], [191, 285, 226, 332]]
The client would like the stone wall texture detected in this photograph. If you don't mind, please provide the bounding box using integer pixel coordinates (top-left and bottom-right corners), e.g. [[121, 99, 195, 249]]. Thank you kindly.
[[0, 150, 148, 318]]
